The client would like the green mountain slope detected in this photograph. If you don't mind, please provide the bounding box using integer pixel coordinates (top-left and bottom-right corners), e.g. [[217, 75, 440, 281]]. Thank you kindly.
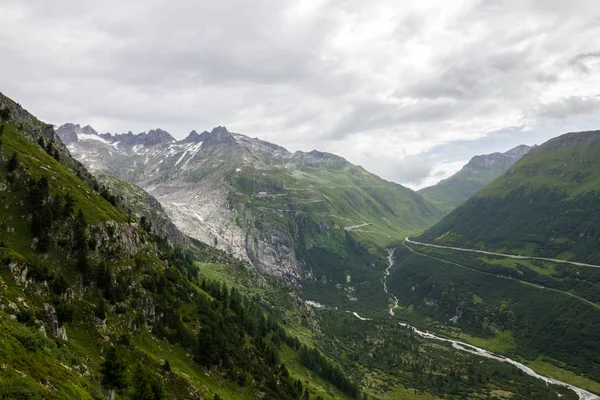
[[386, 130, 600, 391], [0, 93, 360, 400], [418, 144, 532, 213], [419, 131, 600, 263], [2, 93, 585, 400]]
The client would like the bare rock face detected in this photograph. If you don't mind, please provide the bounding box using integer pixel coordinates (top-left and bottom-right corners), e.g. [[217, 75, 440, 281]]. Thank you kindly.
[[54, 124, 308, 281], [89, 222, 148, 257], [44, 304, 68, 340], [8, 262, 29, 287], [56, 122, 442, 283]]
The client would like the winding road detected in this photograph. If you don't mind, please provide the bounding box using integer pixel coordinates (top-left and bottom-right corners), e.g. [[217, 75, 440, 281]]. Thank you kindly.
[[402, 239, 600, 310], [405, 237, 600, 269]]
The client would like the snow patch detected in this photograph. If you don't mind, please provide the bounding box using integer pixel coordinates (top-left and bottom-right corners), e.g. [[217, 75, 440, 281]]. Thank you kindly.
[[78, 133, 109, 144]]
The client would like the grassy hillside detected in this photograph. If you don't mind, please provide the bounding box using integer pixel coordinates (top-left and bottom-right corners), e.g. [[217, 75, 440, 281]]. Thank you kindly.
[[0, 102, 359, 400], [227, 160, 443, 310], [419, 131, 600, 263], [381, 131, 600, 394], [418, 145, 532, 213]]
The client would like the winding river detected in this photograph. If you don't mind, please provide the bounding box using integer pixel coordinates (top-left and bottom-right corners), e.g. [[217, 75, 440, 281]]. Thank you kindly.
[[306, 249, 599, 399], [383, 248, 600, 400]]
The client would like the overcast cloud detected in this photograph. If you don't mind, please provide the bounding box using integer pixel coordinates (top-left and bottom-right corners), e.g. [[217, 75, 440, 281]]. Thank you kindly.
[[1, 0, 600, 188]]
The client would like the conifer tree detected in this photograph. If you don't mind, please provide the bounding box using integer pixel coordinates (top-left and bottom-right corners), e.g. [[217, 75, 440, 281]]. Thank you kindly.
[[7, 152, 18, 172], [101, 347, 127, 391]]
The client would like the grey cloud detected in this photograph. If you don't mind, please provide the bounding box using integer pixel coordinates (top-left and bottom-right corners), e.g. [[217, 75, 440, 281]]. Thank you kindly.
[[535, 96, 600, 119], [354, 152, 435, 187], [1, 0, 600, 188], [568, 51, 600, 73], [329, 99, 465, 139]]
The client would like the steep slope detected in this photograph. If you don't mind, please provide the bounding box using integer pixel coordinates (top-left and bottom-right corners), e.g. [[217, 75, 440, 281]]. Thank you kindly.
[[95, 174, 188, 246], [0, 94, 361, 400], [419, 131, 600, 263], [418, 144, 533, 213], [57, 124, 444, 283]]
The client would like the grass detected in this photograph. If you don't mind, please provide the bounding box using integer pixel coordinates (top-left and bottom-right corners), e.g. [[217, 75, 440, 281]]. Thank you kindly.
[[2, 126, 125, 224], [279, 344, 349, 400], [457, 330, 516, 353], [521, 357, 600, 395], [481, 256, 557, 276]]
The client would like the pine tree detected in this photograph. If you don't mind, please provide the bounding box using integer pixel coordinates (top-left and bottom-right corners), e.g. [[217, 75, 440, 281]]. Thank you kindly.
[[101, 347, 127, 391], [62, 193, 75, 218], [0, 108, 9, 121], [131, 363, 165, 400], [7, 152, 18, 172]]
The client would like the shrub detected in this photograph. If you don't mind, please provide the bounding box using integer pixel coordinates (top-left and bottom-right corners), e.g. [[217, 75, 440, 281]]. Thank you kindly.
[[0, 377, 43, 399]]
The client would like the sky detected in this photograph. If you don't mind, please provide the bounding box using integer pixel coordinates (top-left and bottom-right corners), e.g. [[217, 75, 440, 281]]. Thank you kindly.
[[1, 0, 600, 189]]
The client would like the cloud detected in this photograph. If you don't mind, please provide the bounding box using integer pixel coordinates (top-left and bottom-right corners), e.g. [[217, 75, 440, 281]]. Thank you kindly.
[[1, 0, 600, 189], [568, 51, 600, 73], [534, 96, 600, 119]]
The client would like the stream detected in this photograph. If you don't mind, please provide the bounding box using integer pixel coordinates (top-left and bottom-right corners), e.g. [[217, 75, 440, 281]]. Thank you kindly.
[[382, 248, 399, 316], [382, 247, 600, 400]]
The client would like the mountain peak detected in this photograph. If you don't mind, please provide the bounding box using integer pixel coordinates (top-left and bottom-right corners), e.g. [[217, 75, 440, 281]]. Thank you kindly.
[[181, 129, 205, 143], [211, 126, 230, 135], [292, 149, 350, 170], [81, 124, 98, 136], [55, 123, 82, 143], [145, 128, 175, 145], [197, 126, 236, 146], [419, 143, 533, 213], [504, 144, 534, 158]]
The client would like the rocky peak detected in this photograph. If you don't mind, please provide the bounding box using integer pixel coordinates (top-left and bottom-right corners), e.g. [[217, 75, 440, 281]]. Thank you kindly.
[[504, 144, 534, 159], [55, 123, 81, 143], [145, 128, 175, 145], [198, 126, 236, 146], [81, 124, 98, 136], [464, 144, 533, 172], [181, 130, 205, 143], [109, 128, 175, 147]]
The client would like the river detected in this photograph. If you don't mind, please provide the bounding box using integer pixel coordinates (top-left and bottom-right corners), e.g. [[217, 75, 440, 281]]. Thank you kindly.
[[384, 247, 599, 400]]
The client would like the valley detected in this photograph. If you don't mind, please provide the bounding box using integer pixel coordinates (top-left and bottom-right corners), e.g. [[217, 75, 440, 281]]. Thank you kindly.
[[2, 2, 600, 400], [1, 91, 600, 400], [58, 120, 600, 400], [308, 244, 599, 399]]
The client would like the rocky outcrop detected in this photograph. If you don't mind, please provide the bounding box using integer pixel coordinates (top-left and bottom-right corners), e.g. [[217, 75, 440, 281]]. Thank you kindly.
[[8, 262, 30, 287], [44, 304, 68, 340], [89, 221, 148, 258]]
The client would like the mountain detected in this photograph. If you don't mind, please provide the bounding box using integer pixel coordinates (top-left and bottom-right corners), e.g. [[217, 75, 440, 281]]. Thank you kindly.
[[1, 94, 589, 400], [56, 123, 444, 283], [419, 131, 600, 262], [418, 144, 533, 213], [95, 174, 188, 246], [0, 93, 363, 400], [390, 130, 600, 389]]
